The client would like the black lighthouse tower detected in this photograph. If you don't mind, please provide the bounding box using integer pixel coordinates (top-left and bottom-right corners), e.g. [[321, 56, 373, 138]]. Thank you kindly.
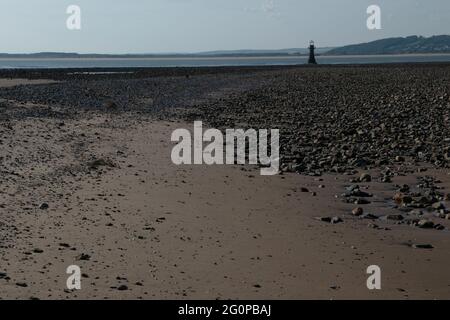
[[308, 40, 317, 64]]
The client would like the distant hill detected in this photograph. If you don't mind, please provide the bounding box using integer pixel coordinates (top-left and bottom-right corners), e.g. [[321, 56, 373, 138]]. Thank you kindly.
[[196, 47, 334, 56], [327, 35, 450, 55], [0, 48, 334, 59], [4, 35, 450, 58]]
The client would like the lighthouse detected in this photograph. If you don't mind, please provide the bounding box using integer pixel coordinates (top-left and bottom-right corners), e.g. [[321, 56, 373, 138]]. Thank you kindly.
[[308, 40, 317, 64]]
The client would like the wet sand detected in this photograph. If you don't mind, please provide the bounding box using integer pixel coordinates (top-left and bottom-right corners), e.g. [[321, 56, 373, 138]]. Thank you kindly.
[[0, 66, 449, 299]]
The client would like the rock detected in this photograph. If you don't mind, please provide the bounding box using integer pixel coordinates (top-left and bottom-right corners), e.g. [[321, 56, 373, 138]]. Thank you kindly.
[[117, 285, 128, 291], [395, 156, 405, 162], [412, 244, 433, 249], [352, 190, 372, 198], [402, 196, 413, 204], [343, 186, 372, 198], [354, 198, 371, 205], [431, 202, 445, 210], [104, 100, 118, 109], [352, 207, 364, 216], [316, 216, 343, 224], [393, 193, 404, 205], [444, 194, 450, 201], [361, 213, 379, 220], [417, 219, 434, 229], [346, 185, 360, 192], [16, 282, 28, 287], [33, 248, 44, 254], [386, 214, 404, 221], [434, 224, 445, 231], [88, 158, 115, 170], [76, 253, 91, 261], [300, 187, 309, 192], [331, 217, 343, 224], [359, 173, 372, 182], [433, 212, 446, 219], [39, 203, 49, 210], [409, 209, 424, 216]]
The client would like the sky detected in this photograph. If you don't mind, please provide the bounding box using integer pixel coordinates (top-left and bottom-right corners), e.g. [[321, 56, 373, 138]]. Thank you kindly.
[[0, 0, 448, 54]]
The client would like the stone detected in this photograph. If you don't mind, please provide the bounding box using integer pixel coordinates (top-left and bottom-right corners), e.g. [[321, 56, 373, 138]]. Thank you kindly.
[[104, 100, 118, 109], [386, 214, 404, 221], [354, 198, 371, 205], [402, 196, 413, 204], [417, 219, 434, 229], [409, 209, 424, 216], [316, 216, 343, 224], [76, 253, 91, 261], [412, 244, 433, 249], [431, 202, 445, 210], [359, 173, 372, 182], [393, 193, 404, 205], [352, 207, 364, 216], [39, 203, 49, 210], [331, 217, 343, 224], [88, 158, 115, 170], [16, 282, 28, 287], [361, 213, 378, 220]]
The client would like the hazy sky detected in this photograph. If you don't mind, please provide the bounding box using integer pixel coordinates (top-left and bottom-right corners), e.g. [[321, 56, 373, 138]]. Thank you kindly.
[[0, 0, 448, 53]]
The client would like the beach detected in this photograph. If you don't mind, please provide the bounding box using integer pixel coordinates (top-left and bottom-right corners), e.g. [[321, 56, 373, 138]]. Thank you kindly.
[[0, 64, 449, 299]]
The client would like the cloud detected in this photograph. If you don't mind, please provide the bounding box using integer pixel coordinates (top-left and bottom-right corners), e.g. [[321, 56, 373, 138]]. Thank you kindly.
[[261, 0, 275, 13], [244, 0, 281, 18]]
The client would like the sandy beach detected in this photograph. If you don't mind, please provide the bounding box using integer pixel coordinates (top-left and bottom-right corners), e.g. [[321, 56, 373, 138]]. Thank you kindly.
[[0, 65, 449, 300]]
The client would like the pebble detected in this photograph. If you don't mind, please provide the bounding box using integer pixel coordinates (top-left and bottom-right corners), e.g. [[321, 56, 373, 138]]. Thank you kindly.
[[76, 253, 91, 261], [417, 219, 435, 229], [352, 207, 364, 216], [359, 173, 372, 182], [412, 244, 433, 249], [39, 203, 49, 210], [386, 214, 404, 221]]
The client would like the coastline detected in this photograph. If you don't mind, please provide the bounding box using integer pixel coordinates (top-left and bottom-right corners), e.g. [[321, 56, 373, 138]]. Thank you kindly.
[[0, 54, 450, 69]]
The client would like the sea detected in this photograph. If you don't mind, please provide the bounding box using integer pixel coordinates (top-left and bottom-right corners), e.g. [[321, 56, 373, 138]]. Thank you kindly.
[[1, 54, 450, 69]]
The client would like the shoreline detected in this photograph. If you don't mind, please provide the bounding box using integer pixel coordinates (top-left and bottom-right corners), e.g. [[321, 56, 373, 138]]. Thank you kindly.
[[1, 55, 450, 70], [1, 53, 450, 60]]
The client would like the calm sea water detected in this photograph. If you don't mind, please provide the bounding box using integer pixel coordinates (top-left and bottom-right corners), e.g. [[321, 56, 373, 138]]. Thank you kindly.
[[1, 54, 450, 69]]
